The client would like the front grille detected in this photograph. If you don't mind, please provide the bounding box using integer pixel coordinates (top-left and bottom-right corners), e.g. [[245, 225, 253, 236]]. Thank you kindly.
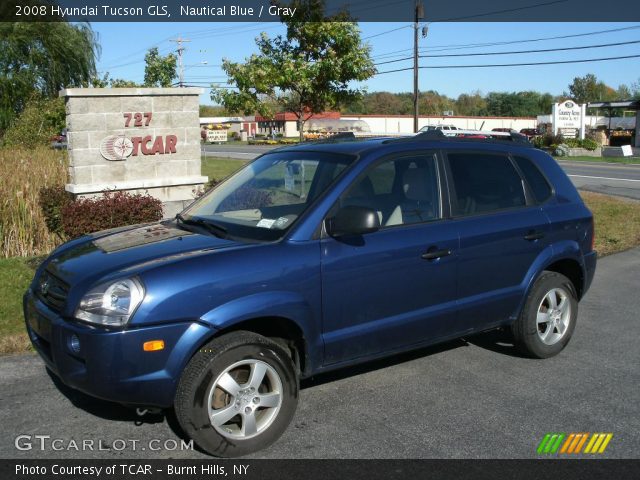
[[36, 270, 69, 312]]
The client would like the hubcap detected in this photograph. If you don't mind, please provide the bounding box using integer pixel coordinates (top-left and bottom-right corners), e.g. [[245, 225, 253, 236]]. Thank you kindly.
[[536, 287, 571, 346], [207, 359, 283, 440]]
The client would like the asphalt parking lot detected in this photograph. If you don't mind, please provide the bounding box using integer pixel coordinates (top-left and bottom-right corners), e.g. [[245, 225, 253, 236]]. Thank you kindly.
[[1, 246, 638, 459]]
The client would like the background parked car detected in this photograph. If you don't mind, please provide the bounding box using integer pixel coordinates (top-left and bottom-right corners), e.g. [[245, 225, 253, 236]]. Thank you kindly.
[[520, 128, 541, 140], [419, 124, 459, 136]]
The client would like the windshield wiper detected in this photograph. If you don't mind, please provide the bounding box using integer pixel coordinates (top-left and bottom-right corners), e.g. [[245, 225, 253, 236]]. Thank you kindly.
[[175, 214, 227, 238]]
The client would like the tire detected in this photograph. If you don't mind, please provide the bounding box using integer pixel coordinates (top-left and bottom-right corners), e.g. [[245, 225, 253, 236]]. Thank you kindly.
[[511, 271, 578, 359], [175, 331, 299, 457]]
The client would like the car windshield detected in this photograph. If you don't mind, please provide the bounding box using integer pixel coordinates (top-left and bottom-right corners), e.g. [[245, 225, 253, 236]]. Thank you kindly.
[[181, 151, 356, 241]]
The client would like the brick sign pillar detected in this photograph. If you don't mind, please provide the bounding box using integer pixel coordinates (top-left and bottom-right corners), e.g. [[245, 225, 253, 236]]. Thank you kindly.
[[60, 87, 208, 217]]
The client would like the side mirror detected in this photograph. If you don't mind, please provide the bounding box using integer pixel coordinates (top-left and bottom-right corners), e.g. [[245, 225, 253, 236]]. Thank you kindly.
[[327, 205, 380, 237]]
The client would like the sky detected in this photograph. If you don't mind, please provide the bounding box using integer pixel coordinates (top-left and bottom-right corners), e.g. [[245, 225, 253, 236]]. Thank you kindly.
[[92, 21, 640, 105]]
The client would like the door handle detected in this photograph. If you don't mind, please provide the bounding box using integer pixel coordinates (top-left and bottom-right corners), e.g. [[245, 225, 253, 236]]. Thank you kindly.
[[524, 230, 545, 241], [421, 247, 452, 260]]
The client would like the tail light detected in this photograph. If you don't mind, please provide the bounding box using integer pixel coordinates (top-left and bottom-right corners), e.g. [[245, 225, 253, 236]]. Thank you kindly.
[[590, 217, 595, 251]]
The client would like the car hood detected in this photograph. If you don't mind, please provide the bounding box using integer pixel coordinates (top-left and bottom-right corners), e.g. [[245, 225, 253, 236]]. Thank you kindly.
[[44, 222, 237, 286]]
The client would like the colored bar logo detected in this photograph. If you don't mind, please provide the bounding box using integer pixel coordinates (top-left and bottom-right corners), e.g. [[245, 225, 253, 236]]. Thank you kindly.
[[537, 433, 613, 454]]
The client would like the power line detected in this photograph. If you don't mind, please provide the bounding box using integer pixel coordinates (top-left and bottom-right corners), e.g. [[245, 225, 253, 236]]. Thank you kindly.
[[373, 39, 640, 66], [424, 25, 640, 52], [433, 0, 568, 22], [370, 24, 640, 60], [376, 53, 640, 74], [101, 24, 282, 71], [100, 36, 174, 68], [363, 25, 412, 40], [103, 45, 174, 70]]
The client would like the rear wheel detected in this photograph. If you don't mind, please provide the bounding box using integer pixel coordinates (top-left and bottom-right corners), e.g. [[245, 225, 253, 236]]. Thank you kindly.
[[175, 331, 298, 457], [512, 271, 578, 358]]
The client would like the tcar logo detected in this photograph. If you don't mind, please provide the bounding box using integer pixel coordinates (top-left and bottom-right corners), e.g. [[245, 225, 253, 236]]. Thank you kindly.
[[100, 134, 178, 161], [100, 135, 134, 161]]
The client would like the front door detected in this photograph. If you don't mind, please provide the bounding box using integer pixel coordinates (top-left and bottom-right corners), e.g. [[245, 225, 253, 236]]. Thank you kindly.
[[320, 152, 459, 365]]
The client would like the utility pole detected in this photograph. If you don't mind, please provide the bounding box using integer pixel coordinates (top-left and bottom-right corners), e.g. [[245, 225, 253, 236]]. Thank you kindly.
[[170, 36, 191, 87], [413, 2, 424, 133]]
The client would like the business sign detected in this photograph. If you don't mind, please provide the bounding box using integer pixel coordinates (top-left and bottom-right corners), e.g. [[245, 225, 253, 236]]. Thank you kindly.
[[100, 112, 178, 161], [206, 130, 228, 143], [552, 100, 586, 139], [61, 87, 207, 217], [556, 101, 582, 129]]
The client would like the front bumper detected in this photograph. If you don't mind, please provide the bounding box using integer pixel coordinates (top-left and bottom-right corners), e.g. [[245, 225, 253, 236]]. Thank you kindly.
[[24, 290, 213, 408]]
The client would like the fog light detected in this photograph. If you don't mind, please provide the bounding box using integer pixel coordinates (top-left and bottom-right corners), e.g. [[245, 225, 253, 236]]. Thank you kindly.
[[69, 334, 81, 353], [143, 340, 164, 352]]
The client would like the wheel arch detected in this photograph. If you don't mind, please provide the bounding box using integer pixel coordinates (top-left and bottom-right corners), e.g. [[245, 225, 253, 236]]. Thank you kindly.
[[211, 316, 310, 377], [543, 258, 584, 299], [510, 243, 586, 323]]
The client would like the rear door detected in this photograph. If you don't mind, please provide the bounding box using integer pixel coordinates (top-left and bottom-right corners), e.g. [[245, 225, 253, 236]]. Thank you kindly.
[[443, 149, 551, 331]]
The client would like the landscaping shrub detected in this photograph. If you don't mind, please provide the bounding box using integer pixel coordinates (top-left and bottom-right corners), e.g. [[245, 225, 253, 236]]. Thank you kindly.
[[555, 137, 600, 151], [554, 144, 569, 157], [536, 132, 565, 149], [581, 138, 599, 151], [248, 138, 299, 146], [39, 186, 73, 238], [563, 138, 581, 148], [61, 190, 163, 239], [532, 136, 546, 149]]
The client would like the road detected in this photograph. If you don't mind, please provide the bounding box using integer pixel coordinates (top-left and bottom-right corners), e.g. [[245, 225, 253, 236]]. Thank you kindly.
[[1, 247, 639, 459], [202, 144, 640, 199], [558, 160, 640, 200]]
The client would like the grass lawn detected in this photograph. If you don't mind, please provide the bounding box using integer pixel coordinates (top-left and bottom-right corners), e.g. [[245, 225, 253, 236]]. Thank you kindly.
[[1, 167, 640, 355], [201, 156, 248, 183], [0, 257, 35, 355], [555, 155, 640, 164], [581, 191, 640, 256]]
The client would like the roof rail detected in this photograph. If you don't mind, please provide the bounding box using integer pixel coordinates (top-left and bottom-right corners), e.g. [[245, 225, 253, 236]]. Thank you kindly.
[[383, 130, 446, 143], [384, 129, 532, 146]]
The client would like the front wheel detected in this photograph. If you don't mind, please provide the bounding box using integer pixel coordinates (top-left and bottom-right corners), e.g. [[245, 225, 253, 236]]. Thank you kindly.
[[511, 271, 578, 358], [175, 331, 298, 457]]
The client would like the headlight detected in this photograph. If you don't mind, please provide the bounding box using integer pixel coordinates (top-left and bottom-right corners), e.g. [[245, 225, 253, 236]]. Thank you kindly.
[[75, 278, 145, 327]]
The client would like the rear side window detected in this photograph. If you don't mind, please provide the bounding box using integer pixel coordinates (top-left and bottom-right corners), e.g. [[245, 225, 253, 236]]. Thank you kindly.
[[513, 156, 553, 203], [447, 152, 526, 216]]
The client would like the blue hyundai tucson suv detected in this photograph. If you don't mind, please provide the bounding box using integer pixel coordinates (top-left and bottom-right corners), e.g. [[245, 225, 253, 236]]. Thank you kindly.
[[24, 131, 596, 456]]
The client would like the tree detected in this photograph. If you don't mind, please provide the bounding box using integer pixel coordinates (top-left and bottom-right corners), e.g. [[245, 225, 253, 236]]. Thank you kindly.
[[212, 0, 376, 140], [419, 90, 455, 115], [485, 91, 553, 117], [200, 105, 229, 116], [89, 72, 141, 88], [630, 78, 640, 100], [456, 91, 487, 116], [362, 92, 406, 115], [143, 47, 177, 87], [567, 74, 617, 104], [0, 21, 99, 132], [615, 84, 632, 100]]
